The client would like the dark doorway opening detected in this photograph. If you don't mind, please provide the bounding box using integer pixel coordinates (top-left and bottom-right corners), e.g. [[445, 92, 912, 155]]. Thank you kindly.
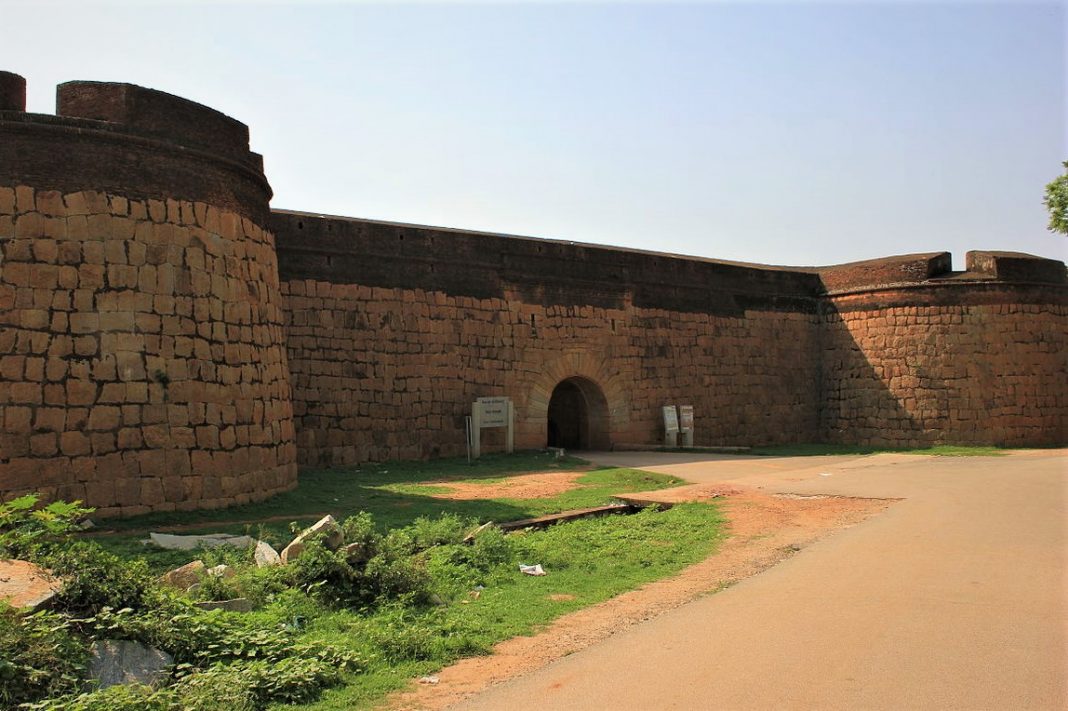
[[546, 376, 610, 450]]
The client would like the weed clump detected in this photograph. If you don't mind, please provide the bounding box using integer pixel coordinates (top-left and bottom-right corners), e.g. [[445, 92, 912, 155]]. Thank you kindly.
[[0, 606, 90, 708], [289, 517, 435, 608]]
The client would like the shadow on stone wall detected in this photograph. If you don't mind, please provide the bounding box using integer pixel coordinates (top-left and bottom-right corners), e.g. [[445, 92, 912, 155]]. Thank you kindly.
[[820, 286, 1068, 448]]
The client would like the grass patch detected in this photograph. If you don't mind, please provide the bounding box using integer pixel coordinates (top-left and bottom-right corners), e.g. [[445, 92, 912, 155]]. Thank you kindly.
[[277, 503, 724, 711], [33, 453, 723, 710], [96, 452, 589, 534], [92, 454, 687, 574], [748, 443, 1010, 457]]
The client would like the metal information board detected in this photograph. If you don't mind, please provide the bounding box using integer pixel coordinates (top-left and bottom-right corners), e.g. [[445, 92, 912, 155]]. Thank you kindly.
[[678, 404, 694, 447], [662, 405, 679, 447], [678, 405, 694, 433], [662, 405, 679, 433], [478, 396, 510, 428]]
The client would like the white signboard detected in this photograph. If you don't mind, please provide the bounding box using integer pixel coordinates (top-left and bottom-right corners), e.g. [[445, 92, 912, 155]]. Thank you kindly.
[[678, 405, 694, 433], [477, 396, 510, 428], [470, 396, 514, 459], [662, 405, 679, 434]]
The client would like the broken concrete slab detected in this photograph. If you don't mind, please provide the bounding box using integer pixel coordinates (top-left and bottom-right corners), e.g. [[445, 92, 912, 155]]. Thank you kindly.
[[194, 597, 254, 613], [158, 560, 206, 590], [340, 541, 372, 564], [0, 559, 59, 611], [463, 521, 496, 544], [147, 532, 255, 551], [280, 515, 343, 564], [498, 504, 636, 532], [612, 494, 677, 510], [254, 540, 281, 567], [207, 564, 236, 579], [89, 639, 173, 689]]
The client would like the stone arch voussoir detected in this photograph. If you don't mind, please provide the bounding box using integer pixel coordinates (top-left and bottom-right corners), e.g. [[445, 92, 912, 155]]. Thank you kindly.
[[524, 350, 629, 449]]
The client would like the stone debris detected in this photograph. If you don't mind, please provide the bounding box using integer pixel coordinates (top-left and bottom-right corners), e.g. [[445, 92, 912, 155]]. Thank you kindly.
[[340, 541, 372, 564], [0, 559, 59, 611], [462, 521, 496, 544], [159, 560, 206, 590], [194, 597, 254, 613], [280, 515, 343, 564], [89, 639, 173, 689], [254, 540, 281, 567], [147, 532, 255, 551]]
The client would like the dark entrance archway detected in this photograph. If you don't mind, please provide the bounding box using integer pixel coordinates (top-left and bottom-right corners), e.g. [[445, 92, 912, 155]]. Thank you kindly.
[[546, 376, 610, 450]]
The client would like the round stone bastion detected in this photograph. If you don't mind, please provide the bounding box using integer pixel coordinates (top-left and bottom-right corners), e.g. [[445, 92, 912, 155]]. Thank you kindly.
[[0, 75, 297, 516]]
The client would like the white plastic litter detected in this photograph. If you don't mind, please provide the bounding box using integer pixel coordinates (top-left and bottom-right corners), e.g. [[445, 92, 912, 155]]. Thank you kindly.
[[819, 472, 833, 477], [419, 676, 439, 685], [519, 563, 546, 576]]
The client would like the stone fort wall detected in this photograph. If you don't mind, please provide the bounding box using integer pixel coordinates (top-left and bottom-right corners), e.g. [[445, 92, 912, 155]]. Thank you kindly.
[[819, 252, 1068, 447], [0, 75, 297, 516], [0, 73, 1064, 514], [272, 211, 823, 467]]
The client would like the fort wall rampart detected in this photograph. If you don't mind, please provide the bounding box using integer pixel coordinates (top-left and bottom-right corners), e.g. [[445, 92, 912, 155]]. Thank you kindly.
[[820, 281, 1067, 447], [0, 73, 1064, 514], [272, 211, 823, 465]]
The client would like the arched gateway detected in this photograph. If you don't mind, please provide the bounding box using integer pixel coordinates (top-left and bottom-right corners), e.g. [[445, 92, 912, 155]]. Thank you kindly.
[[546, 377, 610, 450]]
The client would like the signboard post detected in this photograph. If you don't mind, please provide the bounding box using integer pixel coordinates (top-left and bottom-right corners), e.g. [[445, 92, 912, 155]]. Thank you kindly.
[[678, 405, 694, 448], [662, 405, 679, 448], [470, 397, 514, 459]]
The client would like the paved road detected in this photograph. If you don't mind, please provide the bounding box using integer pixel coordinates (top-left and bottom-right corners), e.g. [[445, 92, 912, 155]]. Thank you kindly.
[[454, 450, 1067, 711]]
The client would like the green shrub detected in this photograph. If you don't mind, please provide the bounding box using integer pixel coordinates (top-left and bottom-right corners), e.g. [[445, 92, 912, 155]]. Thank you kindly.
[[205, 544, 251, 567], [42, 543, 154, 615], [362, 606, 442, 663], [0, 494, 92, 559], [230, 564, 293, 607], [392, 513, 472, 554], [288, 512, 433, 606], [0, 605, 89, 708], [20, 684, 178, 711], [86, 601, 359, 673], [175, 654, 356, 708], [187, 563, 293, 608], [188, 568, 241, 603], [362, 549, 431, 605], [172, 668, 256, 710], [290, 540, 359, 601], [339, 511, 379, 556], [454, 526, 515, 572]]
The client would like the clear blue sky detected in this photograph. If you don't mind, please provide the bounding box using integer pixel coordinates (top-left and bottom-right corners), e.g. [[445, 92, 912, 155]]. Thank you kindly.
[[5, 1, 1066, 267]]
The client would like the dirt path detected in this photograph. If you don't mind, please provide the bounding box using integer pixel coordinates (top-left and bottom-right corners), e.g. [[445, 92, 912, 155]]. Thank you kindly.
[[446, 450, 1067, 711], [384, 486, 890, 711], [427, 471, 587, 500]]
